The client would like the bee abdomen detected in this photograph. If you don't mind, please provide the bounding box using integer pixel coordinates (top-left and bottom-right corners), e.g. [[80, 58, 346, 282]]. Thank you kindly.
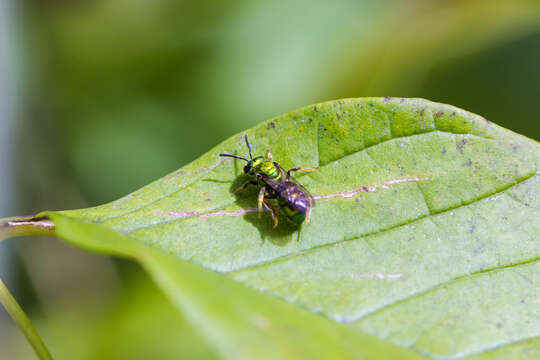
[[279, 203, 306, 224]]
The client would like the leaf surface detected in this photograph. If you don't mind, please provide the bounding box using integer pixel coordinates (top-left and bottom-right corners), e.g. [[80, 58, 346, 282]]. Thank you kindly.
[[50, 98, 539, 358], [47, 212, 422, 360]]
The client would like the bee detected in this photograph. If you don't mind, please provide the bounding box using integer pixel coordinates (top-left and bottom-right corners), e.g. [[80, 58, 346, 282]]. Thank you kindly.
[[220, 135, 316, 227]]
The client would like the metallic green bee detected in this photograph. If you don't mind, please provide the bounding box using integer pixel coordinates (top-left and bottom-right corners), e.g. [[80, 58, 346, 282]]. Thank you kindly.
[[220, 135, 316, 227]]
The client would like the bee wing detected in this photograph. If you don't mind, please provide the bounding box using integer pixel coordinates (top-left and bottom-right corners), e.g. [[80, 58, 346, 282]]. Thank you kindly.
[[257, 172, 315, 206], [256, 172, 277, 184], [255, 172, 281, 191], [280, 180, 314, 208], [294, 181, 315, 207]]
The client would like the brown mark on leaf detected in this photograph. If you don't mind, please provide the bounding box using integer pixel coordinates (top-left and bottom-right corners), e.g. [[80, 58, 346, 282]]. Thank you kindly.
[[170, 178, 428, 223], [201, 191, 212, 201], [1, 216, 55, 238], [198, 208, 260, 219], [169, 211, 198, 218], [457, 139, 467, 151], [314, 177, 426, 200]]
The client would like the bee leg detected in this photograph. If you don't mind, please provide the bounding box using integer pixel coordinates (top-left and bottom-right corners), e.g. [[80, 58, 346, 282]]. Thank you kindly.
[[271, 209, 279, 228], [305, 206, 312, 225], [262, 201, 279, 228], [233, 180, 258, 195], [272, 161, 287, 178], [266, 149, 273, 161], [257, 187, 266, 218], [287, 167, 318, 178]]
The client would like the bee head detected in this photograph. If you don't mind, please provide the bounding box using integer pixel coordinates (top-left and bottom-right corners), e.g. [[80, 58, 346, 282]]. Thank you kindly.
[[243, 156, 264, 175], [220, 135, 265, 175]]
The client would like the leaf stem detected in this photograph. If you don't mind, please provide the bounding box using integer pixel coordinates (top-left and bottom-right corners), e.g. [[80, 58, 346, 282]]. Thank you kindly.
[[0, 215, 55, 242], [0, 277, 53, 360]]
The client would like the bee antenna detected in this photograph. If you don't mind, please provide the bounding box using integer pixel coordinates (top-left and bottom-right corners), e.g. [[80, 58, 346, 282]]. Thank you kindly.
[[244, 135, 253, 160], [219, 153, 249, 162]]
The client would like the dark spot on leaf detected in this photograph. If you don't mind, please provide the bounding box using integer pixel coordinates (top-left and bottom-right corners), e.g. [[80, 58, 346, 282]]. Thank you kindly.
[[467, 159, 472, 167], [308, 118, 313, 123], [420, 107, 426, 115], [268, 121, 276, 129], [369, 103, 374, 107], [384, 97, 392, 102], [452, 111, 456, 116], [473, 245, 486, 255], [323, 128, 328, 132], [441, 147, 447, 155], [434, 110, 444, 118], [469, 225, 476, 234], [496, 322, 503, 328], [457, 139, 467, 150], [313, 105, 318, 112], [400, 98, 405, 103], [512, 145, 519, 152]]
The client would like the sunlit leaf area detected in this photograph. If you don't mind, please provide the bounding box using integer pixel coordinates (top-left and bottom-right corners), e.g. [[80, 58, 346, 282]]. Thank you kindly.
[[1, 1, 539, 359]]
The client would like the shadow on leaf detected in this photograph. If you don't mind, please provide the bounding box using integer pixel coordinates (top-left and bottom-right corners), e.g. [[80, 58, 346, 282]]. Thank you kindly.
[[229, 174, 298, 246]]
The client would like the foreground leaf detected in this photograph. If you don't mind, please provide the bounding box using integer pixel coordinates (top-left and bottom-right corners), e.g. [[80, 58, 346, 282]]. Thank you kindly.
[[3, 98, 539, 359], [47, 212, 422, 360]]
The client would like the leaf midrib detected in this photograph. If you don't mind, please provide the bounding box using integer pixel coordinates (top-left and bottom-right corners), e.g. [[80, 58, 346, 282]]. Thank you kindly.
[[227, 172, 537, 275], [95, 124, 495, 224], [110, 130, 496, 234]]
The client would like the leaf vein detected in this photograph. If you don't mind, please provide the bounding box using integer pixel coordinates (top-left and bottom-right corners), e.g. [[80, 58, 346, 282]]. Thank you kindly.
[[351, 258, 540, 324], [450, 334, 540, 359], [229, 173, 537, 274], [103, 130, 495, 225]]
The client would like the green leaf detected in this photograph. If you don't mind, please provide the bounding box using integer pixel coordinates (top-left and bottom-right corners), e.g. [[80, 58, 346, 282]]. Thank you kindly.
[[46, 212, 422, 360], [4, 98, 539, 359]]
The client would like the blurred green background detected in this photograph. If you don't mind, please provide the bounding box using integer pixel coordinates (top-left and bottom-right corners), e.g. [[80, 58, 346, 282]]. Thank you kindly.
[[1, 0, 539, 358]]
